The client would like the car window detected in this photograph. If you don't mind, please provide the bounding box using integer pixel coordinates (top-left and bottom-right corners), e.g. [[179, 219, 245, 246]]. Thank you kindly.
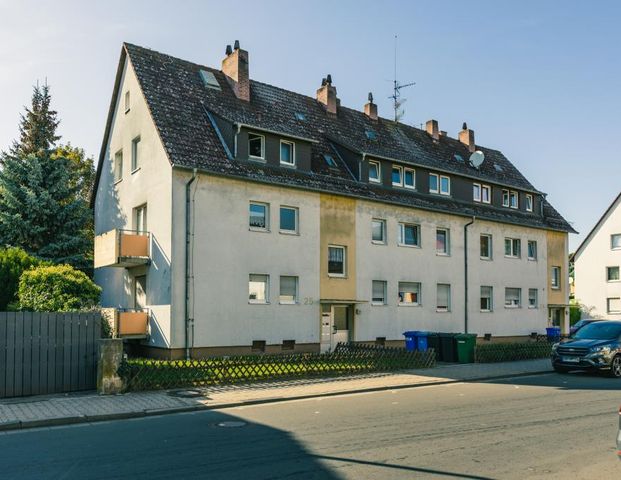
[[574, 322, 621, 340]]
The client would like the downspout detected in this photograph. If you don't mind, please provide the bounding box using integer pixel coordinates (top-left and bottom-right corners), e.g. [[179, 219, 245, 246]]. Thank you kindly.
[[233, 123, 241, 159], [185, 168, 197, 360], [360, 152, 366, 181], [464, 216, 476, 334]]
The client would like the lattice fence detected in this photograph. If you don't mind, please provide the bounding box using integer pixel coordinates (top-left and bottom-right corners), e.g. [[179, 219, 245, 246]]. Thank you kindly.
[[119, 342, 436, 391], [475, 342, 552, 363]]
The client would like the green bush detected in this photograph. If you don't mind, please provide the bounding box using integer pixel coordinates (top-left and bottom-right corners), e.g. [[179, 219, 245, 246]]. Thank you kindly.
[[475, 342, 552, 363], [17, 264, 101, 312], [0, 247, 48, 310]]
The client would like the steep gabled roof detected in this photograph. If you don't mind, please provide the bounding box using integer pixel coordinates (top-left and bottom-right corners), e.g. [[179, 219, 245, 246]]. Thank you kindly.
[[93, 42, 575, 233], [573, 192, 621, 258]]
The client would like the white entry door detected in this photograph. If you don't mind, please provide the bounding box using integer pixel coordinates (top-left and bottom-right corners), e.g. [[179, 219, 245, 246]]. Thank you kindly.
[[331, 305, 350, 350]]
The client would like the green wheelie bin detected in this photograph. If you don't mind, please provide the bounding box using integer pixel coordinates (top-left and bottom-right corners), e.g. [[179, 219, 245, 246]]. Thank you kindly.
[[456, 333, 477, 363]]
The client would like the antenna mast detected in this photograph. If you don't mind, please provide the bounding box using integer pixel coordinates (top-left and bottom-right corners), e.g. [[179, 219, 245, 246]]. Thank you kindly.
[[390, 35, 415, 122]]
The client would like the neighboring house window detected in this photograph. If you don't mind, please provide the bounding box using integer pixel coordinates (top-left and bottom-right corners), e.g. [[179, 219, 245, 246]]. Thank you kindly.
[[429, 173, 439, 193], [505, 287, 521, 308], [502, 189, 510, 207], [480, 286, 493, 312], [504, 238, 521, 258], [528, 288, 538, 308], [392, 165, 403, 186], [368, 160, 381, 183], [436, 284, 451, 312], [372, 219, 386, 244], [612, 234, 621, 250], [328, 246, 346, 276], [131, 136, 141, 172], [125, 91, 130, 113], [480, 234, 492, 259], [473, 183, 481, 202], [607, 266, 620, 282], [398, 282, 421, 305], [440, 175, 451, 195], [436, 228, 449, 255], [404, 168, 415, 189], [551, 266, 561, 289], [249, 274, 269, 303], [114, 149, 123, 182], [607, 298, 621, 314], [481, 185, 491, 204], [248, 133, 265, 159], [399, 223, 420, 247], [134, 205, 147, 233], [509, 191, 519, 209], [526, 194, 533, 212], [249, 202, 269, 230], [280, 140, 295, 166], [372, 280, 387, 305], [279, 276, 298, 304], [527, 240, 538, 260], [279, 206, 298, 234]]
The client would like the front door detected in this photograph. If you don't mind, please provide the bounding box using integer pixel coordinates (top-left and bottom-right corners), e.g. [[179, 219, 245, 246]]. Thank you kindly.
[[331, 305, 350, 349]]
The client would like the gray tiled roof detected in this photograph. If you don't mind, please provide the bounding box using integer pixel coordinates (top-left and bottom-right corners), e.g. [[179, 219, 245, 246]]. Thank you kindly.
[[94, 42, 575, 233]]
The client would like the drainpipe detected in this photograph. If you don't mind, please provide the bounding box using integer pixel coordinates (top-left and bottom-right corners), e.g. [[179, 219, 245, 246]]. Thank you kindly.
[[464, 216, 475, 334], [185, 168, 197, 360], [233, 123, 241, 159]]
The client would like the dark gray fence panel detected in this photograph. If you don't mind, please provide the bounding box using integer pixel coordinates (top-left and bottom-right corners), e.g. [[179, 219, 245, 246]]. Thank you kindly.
[[0, 312, 101, 398]]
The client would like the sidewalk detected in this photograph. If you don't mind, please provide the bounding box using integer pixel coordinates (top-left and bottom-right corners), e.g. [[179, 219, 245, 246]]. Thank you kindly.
[[0, 359, 552, 432]]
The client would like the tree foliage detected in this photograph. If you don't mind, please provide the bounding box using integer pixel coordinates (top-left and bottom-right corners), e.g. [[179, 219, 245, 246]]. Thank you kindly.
[[0, 247, 47, 310], [17, 264, 101, 312]]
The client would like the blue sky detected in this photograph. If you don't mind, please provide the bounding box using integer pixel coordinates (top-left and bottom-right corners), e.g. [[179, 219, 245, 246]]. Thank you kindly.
[[1, 0, 619, 250]]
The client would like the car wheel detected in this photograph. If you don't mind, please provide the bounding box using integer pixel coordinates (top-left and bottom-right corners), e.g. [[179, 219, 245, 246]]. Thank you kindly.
[[553, 365, 570, 373], [609, 356, 621, 378]]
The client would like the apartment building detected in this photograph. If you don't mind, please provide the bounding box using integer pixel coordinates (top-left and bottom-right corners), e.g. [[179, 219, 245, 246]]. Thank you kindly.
[[92, 41, 574, 358]]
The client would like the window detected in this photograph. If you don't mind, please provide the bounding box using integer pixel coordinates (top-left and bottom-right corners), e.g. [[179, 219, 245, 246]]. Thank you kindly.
[[280, 140, 295, 166], [368, 160, 381, 183], [509, 191, 518, 209], [114, 149, 123, 182], [527, 240, 538, 260], [279, 276, 298, 304], [124, 91, 130, 113], [436, 284, 451, 312], [399, 223, 420, 247], [612, 234, 621, 250], [429, 173, 439, 193], [502, 190, 510, 207], [392, 165, 403, 186], [294, 112, 306, 121], [135, 205, 147, 233], [248, 133, 264, 159], [131, 136, 141, 172], [436, 228, 449, 255], [481, 185, 491, 204], [504, 238, 521, 258], [480, 286, 493, 312], [551, 266, 561, 289], [279, 206, 298, 234], [328, 246, 346, 276], [526, 194, 533, 212], [323, 154, 337, 168], [607, 266, 620, 282], [480, 234, 492, 259], [440, 176, 451, 195], [249, 202, 269, 230], [398, 282, 421, 305], [404, 168, 416, 189], [372, 219, 386, 244], [372, 280, 387, 305], [607, 298, 621, 314], [505, 288, 521, 308], [528, 288, 538, 308], [249, 274, 269, 303], [473, 183, 481, 202]]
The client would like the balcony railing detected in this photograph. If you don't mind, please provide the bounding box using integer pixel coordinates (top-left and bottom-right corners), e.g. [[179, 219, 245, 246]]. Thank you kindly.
[[94, 229, 150, 268], [116, 309, 150, 339]]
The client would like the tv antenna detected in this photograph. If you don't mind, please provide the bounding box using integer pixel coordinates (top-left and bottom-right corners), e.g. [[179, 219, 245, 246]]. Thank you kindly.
[[389, 35, 415, 122]]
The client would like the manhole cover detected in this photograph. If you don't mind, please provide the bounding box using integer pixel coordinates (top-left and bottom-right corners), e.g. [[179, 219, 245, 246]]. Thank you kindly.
[[168, 389, 205, 398], [216, 421, 247, 428]]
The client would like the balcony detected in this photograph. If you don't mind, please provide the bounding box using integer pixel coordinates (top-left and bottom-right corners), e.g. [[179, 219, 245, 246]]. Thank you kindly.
[[94, 229, 150, 268], [116, 309, 150, 339]]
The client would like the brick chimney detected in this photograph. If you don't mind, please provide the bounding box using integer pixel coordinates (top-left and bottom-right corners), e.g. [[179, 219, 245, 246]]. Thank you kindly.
[[364, 92, 378, 120], [459, 122, 476, 152], [426, 119, 439, 141], [316, 74, 338, 115], [222, 40, 250, 101]]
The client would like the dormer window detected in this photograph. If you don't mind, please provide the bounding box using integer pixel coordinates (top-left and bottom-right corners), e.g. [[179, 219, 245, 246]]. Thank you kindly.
[[404, 168, 415, 189], [509, 191, 519, 209], [526, 194, 533, 212], [502, 190, 510, 207], [392, 165, 403, 186], [440, 175, 451, 195], [280, 140, 295, 166], [429, 173, 439, 193], [248, 133, 265, 159], [430, 173, 450, 195], [368, 160, 381, 183]]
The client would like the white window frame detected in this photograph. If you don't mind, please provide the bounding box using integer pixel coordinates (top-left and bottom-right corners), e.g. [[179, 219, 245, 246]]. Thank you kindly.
[[279, 275, 298, 304], [368, 160, 381, 183], [607, 297, 621, 314], [429, 173, 439, 194], [398, 282, 421, 306], [504, 237, 521, 258], [528, 288, 538, 308], [248, 132, 265, 160], [606, 266, 620, 282], [372, 280, 387, 305], [481, 185, 491, 204], [279, 140, 296, 166], [473, 183, 482, 202], [398, 222, 420, 247], [525, 194, 533, 212], [509, 191, 519, 209], [114, 149, 123, 183], [391, 165, 403, 186], [131, 136, 141, 172], [404, 167, 416, 189], [527, 240, 538, 260], [502, 189, 510, 207], [124, 91, 130, 113], [480, 234, 492, 260], [551, 266, 561, 289], [436, 228, 450, 255], [328, 245, 347, 277], [371, 218, 386, 244], [436, 284, 451, 312], [249, 274, 269, 304], [249, 202, 270, 231], [279, 206, 298, 234], [134, 204, 147, 233], [505, 287, 521, 308], [480, 286, 493, 312], [439, 175, 451, 196], [612, 234, 621, 250]]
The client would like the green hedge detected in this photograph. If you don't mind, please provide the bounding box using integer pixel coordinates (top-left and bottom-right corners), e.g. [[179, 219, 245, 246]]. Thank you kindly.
[[475, 342, 552, 363]]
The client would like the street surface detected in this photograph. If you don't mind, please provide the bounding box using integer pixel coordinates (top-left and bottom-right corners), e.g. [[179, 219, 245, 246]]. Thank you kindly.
[[1, 372, 619, 479]]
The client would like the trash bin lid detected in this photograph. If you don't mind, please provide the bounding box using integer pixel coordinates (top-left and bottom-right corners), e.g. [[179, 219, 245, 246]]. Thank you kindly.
[[403, 331, 419, 336], [455, 333, 477, 339], [417, 331, 430, 336]]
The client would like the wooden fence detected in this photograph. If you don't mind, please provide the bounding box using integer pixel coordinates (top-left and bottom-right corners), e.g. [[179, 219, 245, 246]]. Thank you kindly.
[[0, 312, 102, 398]]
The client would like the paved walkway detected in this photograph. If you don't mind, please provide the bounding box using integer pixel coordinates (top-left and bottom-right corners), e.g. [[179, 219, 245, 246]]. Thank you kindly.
[[0, 359, 552, 432]]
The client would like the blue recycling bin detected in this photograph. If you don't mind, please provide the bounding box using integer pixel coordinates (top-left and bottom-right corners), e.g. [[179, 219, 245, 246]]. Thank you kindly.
[[417, 331, 430, 351], [546, 327, 561, 342], [403, 331, 419, 352]]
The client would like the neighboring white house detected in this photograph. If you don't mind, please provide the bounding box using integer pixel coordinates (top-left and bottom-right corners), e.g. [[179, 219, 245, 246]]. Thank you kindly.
[[92, 41, 575, 359], [573, 192, 621, 320]]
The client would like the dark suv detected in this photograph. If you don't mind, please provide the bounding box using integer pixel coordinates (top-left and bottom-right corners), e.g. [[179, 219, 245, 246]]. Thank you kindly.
[[551, 321, 621, 377]]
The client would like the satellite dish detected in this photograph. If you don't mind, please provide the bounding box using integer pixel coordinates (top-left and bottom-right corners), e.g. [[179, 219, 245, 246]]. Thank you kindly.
[[469, 150, 485, 168]]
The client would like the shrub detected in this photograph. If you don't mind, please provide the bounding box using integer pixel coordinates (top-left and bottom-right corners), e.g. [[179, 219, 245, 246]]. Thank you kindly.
[[0, 247, 48, 310], [17, 264, 101, 312]]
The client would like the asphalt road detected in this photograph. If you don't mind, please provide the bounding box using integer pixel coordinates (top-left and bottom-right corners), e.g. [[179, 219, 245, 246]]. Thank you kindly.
[[1, 372, 620, 479]]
